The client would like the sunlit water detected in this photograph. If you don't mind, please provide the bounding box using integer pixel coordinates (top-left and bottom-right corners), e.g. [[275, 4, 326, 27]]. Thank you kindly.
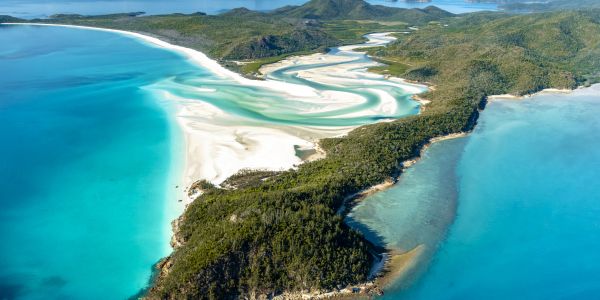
[[351, 86, 600, 299], [0, 24, 422, 299], [153, 33, 422, 129], [0, 24, 195, 300], [0, 0, 497, 19]]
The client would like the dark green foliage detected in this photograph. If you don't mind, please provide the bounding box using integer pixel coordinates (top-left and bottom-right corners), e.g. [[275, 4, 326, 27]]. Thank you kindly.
[[148, 9, 600, 299], [8, 0, 452, 70], [368, 9, 600, 97], [21, 12, 329, 61], [277, 0, 453, 22], [223, 29, 338, 60], [405, 66, 438, 81], [221, 170, 281, 190], [0, 15, 22, 23]]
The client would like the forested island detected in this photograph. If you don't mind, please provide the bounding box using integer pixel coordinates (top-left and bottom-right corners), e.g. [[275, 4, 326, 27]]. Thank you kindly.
[[0, 0, 451, 76], [3, 0, 600, 298], [500, 0, 600, 11]]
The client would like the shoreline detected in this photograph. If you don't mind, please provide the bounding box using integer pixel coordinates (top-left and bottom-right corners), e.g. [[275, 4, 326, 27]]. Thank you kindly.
[[487, 87, 575, 101], [2, 22, 427, 197], [344, 85, 593, 298], [321, 130, 469, 299], [0, 23, 423, 203], [1, 23, 327, 98], [1, 23, 435, 297], [371, 84, 600, 299]]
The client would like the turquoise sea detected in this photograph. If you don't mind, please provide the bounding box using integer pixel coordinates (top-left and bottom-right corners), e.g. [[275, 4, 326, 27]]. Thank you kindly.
[[351, 88, 600, 299], [0, 25, 200, 299]]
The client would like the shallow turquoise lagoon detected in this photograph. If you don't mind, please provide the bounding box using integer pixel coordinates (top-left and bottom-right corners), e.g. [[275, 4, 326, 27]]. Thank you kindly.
[[0, 25, 202, 299], [352, 88, 600, 299]]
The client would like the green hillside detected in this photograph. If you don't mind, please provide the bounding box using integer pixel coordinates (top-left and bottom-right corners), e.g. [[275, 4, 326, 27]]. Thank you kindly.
[[368, 10, 600, 100], [148, 9, 600, 300], [0, 0, 452, 76], [276, 0, 453, 21], [0, 15, 21, 23]]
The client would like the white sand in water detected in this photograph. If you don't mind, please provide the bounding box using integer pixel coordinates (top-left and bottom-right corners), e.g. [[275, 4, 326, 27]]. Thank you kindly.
[[5, 24, 426, 204], [159, 90, 316, 188], [487, 86, 590, 101]]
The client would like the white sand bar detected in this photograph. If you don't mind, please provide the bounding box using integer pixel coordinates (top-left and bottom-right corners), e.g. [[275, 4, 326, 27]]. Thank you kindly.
[[4, 24, 427, 203]]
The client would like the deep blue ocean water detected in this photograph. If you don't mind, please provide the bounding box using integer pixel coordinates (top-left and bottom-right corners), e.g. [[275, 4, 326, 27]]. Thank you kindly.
[[352, 89, 600, 299], [0, 0, 496, 19], [0, 25, 207, 299]]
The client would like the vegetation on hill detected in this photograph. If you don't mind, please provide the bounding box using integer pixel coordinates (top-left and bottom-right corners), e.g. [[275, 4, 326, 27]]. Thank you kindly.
[[15, 12, 337, 62], [0, 15, 21, 23], [0, 0, 451, 76], [367, 10, 600, 97], [147, 8, 600, 300], [275, 0, 452, 21]]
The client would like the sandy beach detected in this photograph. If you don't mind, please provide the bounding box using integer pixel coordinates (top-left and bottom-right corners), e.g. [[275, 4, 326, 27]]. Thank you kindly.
[[3, 24, 429, 206], [487, 87, 576, 101], [1, 23, 324, 203]]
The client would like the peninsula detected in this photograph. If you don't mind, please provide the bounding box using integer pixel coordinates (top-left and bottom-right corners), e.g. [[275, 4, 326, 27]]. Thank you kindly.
[[3, 1, 599, 298]]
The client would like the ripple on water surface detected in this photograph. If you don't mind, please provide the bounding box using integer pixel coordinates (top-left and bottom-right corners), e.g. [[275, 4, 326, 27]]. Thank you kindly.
[[0, 25, 195, 299]]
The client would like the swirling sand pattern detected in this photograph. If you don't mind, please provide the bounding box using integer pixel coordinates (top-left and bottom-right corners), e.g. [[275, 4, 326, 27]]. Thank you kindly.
[[144, 32, 426, 187]]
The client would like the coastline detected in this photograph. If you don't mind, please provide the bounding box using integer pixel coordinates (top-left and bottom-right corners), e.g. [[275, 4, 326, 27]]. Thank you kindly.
[[0, 23, 414, 202], [487, 87, 574, 101], [1, 22, 434, 297], [352, 84, 594, 298], [320, 128, 469, 299], [132, 27, 429, 298], [276, 129, 470, 299], [383, 84, 600, 299], [1, 23, 427, 189]]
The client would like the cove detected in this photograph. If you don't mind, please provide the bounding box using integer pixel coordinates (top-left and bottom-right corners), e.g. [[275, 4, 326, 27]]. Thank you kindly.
[[351, 86, 600, 299]]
